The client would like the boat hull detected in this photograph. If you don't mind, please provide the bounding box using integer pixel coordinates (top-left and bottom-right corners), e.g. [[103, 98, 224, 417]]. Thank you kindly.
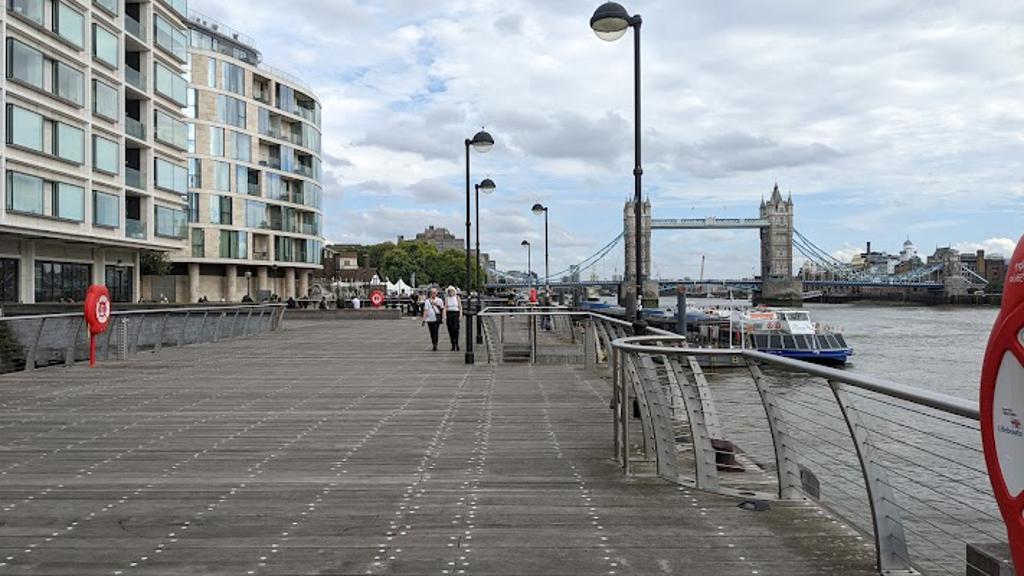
[[758, 347, 853, 366]]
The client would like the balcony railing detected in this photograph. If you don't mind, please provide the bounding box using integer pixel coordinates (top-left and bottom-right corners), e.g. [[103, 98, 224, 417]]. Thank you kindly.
[[125, 117, 145, 140], [125, 167, 145, 190], [259, 157, 281, 170], [126, 67, 146, 91], [247, 182, 261, 196], [124, 14, 146, 41], [253, 251, 270, 261], [293, 165, 313, 178], [126, 219, 146, 239]]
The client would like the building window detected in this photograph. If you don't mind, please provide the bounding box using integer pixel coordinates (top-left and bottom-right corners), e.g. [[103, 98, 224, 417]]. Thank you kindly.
[[55, 182, 84, 221], [0, 259, 17, 303], [187, 192, 199, 222], [188, 158, 202, 188], [92, 24, 118, 68], [55, 122, 84, 163], [154, 109, 187, 150], [245, 200, 267, 229], [92, 80, 118, 120], [104, 265, 132, 302], [8, 0, 44, 24], [93, 190, 119, 227], [93, 0, 117, 15], [34, 260, 90, 303], [167, 0, 185, 17], [221, 61, 244, 96], [209, 126, 223, 156], [210, 194, 232, 225], [206, 58, 216, 88], [153, 14, 187, 60], [6, 171, 44, 214], [6, 38, 44, 88], [54, 62, 84, 105], [187, 123, 196, 152], [219, 230, 246, 259], [92, 135, 119, 174], [230, 131, 251, 162], [55, 2, 84, 48], [213, 161, 230, 191], [6, 105, 44, 152], [154, 62, 187, 106], [216, 95, 246, 128], [154, 157, 187, 195], [191, 228, 204, 257], [186, 87, 197, 119], [154, 205, 187, 238]]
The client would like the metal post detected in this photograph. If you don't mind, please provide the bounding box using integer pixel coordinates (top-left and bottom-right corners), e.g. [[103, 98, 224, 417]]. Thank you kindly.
[[676, 286, 686, 335], [66, 317, 84, 367], [475, 183, 483, 345], [464, 140, 474, 364], [584, 318, 595, 370], [631, 18, 645, 333], [118, 318, 129, 361], [620, 351, 630, 474], [25, 317, 47, 371], [543, 209, 549, 297], [154, 312, 170, 353], [611, 345, 620, 460]]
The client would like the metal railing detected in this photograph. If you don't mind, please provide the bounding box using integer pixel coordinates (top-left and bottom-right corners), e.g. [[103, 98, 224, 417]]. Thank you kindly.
[[477, 307, 1003, 576], [0, 305, 286, 373]]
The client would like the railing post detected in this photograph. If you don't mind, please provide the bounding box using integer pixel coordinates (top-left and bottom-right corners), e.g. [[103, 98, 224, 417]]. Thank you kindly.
[[243, 308, 253, 336], [177, 312, 190, 347], [104, 317, 116, 359], [199, 311, 209, 343], [828, 379, 916, 575], [230, 309, 241, 338], [584, 318, 596, 370], [747, 360, 803, 499], [154, 312, 170, 353], [620, 349, 630, 474], [213, 312, 224, 342], [25, 317, 47, 371], [667, 356, 720, 491], [611, 345, 620, 460]]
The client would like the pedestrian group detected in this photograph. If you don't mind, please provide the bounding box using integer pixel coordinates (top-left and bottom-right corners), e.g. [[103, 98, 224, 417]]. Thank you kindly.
[[421, 286, 463, 351]]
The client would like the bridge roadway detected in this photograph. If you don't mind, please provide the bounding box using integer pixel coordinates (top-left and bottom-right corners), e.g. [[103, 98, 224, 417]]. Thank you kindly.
[[0, 318, 874, 575]]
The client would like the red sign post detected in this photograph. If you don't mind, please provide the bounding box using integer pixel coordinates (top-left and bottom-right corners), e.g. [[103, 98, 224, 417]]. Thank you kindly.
[[83, 285, 112, 368], [981, 234, 1024, 568], [369, 290, 385, 308]]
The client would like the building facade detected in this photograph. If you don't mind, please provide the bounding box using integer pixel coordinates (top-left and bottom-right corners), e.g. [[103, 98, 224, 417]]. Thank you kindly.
[[161, 12, 323, 302], [0, 0, 192, 303], [415, 225, 462, 253]]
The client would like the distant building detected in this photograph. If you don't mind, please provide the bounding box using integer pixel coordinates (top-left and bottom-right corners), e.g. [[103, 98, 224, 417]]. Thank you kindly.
[[322, 246, 359, 279], [962, 250, 1007, 286], [899, 238, 918, 262], [416, 226, 464, 253], [853, 242, 900, 275]]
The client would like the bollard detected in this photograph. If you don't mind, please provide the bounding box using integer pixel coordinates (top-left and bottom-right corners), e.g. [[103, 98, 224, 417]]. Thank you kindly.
[[676, 287, 687, 335]]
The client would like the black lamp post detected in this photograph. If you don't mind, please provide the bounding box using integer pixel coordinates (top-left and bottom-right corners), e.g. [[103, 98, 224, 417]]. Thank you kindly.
[[531, 203, 549, 298], [591, 1, 645, 332], [521, 240, 532, 288], [464, 129, 494, 364], [475, 178, 496, 344]]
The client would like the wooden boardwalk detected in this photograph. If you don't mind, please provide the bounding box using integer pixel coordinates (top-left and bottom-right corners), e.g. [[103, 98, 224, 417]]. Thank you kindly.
[[0, 318, 875, 575]]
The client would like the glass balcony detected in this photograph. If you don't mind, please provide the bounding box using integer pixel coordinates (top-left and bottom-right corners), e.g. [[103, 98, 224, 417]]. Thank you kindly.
[[125, 167, 145, 190], [293, 165, 313, 178], [253, 250, 270, 261], [247, 182, 261, 196], [126, 219, 146, 239], [259, 156, 281, 170], [126, 66, 146, 91], [125, 117, 145, 140], [124, 14, 146, 41]]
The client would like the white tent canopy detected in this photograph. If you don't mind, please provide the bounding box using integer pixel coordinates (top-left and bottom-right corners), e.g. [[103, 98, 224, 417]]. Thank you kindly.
[[386, 280, 398, 294], [394, 279, 412, 295]]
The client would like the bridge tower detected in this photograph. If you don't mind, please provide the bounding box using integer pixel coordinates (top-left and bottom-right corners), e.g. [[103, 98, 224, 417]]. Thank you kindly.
[[623, 200, 659, 309], [758, 184, 803, 305]]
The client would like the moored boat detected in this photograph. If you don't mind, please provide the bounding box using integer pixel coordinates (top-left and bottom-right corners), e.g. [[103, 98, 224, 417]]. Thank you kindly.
[[735, 308, 853, 365]]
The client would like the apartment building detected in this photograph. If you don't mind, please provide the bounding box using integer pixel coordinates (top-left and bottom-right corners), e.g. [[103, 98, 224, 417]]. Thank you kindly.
[[155, 12, 324, 302], [1, 0, 191, 303]]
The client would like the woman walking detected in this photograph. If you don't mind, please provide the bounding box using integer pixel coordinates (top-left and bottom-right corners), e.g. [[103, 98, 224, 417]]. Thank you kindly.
[[443, 286, 462, 351], [422, 288, 444, 351]]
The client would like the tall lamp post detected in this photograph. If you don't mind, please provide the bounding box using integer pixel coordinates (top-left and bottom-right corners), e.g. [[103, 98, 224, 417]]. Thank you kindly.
[[531, 203, 549, 299], [475, 178, 496, 344], [464, 130, 494, 364], [590, 1, 645, 333], [521, 240, 532, 288]]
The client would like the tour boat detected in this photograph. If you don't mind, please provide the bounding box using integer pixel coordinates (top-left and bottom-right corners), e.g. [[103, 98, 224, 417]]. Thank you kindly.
[[735, 308, 853, 365]]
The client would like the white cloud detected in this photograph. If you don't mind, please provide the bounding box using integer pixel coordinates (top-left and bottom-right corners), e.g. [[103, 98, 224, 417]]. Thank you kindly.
[[954, 237, 1018, 259]]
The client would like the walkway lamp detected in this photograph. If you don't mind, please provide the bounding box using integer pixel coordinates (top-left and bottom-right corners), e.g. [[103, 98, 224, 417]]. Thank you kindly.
[[464, 129, 494, 364], [590, 1, 645, 331], [531, 203, 549, 298], [521, 240, 532, 287], [475, 178, 496, 344]]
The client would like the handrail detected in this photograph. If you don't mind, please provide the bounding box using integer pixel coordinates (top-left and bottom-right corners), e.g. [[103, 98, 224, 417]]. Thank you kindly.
[[2, 304, 284, 322], [612, 335, 979, 420]]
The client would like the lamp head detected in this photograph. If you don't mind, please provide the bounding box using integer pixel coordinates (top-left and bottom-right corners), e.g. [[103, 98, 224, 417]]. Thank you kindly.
[[478, 178, 496, 193], [469, 130, 494, 153], [521, 240, 530, 247], [590, 2, 631, 41], [531, 203, 547, 215]]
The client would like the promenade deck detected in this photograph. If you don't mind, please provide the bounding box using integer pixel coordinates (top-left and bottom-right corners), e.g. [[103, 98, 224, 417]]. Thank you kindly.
[[0, 318, 875, 575]]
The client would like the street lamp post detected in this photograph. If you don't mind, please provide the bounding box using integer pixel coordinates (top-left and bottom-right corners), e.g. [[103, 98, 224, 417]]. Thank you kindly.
[[464, 130, 494, 364], [531, 203, 549, 298], [591, 1, 646, 333], [521, 240, 532, 288], [475, 178, 496, 344]]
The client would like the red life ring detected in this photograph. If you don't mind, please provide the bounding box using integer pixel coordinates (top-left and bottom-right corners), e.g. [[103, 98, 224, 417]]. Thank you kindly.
[[84, 285, 112, 336], [369, 290, 385, 308]]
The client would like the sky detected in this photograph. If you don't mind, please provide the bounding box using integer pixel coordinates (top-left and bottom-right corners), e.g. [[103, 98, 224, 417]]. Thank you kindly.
[[191, 0, 1024, 280]]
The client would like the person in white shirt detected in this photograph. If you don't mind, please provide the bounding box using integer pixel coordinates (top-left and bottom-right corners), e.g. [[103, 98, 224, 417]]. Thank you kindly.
[[443, 286, 463, 351], [421, 288, 444, 351], [351, 296, 361, 309]]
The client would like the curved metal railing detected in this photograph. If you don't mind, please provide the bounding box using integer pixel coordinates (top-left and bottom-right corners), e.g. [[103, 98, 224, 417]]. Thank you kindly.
[[0, 305, 286, 372], [477, 307, 1003, 576]]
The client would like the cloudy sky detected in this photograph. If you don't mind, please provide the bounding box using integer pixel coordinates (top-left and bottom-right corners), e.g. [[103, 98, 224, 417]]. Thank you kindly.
[[192, 0, 1024, 279]]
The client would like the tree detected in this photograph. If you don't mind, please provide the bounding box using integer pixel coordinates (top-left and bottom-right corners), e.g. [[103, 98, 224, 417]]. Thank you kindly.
[[140, 251, 171, 276]]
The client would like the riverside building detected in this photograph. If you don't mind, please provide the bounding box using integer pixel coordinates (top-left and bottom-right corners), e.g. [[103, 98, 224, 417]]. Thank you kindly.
[[0, 0, 191, 303], [160, 12, 324, 303]]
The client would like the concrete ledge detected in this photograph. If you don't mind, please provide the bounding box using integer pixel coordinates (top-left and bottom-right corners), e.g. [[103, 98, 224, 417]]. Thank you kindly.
[[285, 308, 402, 320]]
